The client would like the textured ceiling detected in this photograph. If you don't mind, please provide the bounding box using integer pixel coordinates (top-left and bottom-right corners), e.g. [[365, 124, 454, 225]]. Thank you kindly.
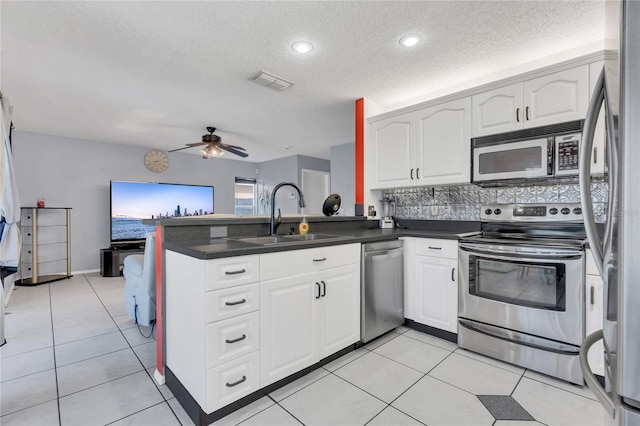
[[1, 1, 605, 162]]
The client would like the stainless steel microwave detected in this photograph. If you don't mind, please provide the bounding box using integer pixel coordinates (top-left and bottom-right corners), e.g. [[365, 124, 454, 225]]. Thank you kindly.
[[471, 120, 583, 185]]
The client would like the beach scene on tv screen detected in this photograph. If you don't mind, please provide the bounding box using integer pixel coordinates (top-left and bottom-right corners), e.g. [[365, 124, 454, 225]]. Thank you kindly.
[[111, 181, 214, 241]]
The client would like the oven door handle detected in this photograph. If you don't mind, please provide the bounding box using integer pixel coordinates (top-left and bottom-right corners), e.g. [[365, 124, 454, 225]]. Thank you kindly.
[[459, 244, 583, 260]]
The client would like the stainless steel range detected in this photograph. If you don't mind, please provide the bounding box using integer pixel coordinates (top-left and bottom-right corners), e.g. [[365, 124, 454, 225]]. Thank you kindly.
[[458, 203, 586, 384]]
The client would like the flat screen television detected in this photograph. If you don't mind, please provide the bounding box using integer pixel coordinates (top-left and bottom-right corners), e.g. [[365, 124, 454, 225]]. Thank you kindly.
[[110, 180, 214, 247]]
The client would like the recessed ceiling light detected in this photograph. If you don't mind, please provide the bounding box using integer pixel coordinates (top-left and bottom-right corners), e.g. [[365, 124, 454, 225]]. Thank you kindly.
[[399, 34, 422, 47], [291, 41, 313, 54]]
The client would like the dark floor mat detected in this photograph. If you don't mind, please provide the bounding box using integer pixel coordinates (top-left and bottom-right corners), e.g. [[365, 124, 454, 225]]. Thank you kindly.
[[477, 395, 535, 421]]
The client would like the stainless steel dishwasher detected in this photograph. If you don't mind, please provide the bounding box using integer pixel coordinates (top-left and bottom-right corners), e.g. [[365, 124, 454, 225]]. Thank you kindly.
[[361, 240, 404, 343]]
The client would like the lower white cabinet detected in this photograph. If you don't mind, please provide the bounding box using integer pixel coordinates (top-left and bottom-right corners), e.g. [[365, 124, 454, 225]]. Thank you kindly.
[[260, 244, 360, 386], [405, 237, 458, 334], [585, 249, 605, 376]]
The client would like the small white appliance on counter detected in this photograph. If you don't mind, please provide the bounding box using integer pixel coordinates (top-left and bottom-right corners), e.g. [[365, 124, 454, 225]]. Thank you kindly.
[[379, 196, 396, 229]]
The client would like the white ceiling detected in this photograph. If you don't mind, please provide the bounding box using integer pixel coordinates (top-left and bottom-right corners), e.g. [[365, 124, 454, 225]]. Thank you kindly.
[[1, 1, 605, 163]]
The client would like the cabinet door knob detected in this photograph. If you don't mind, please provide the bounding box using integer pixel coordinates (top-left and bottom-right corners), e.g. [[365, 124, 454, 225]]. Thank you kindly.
[[451, 268, 456, 282], [416, 168, 420, 179], [525, 106, 530, 121], [226, 376, 247, 387], [321, 280, 326, 297], [225, 334, 247, 344], [410, 168, 414, 180], [516, 108, 520, 122], [593, 147, 598, 164], [315, 282, 321, 299], [225, 298, 246, 306], [590, 286, 595, 305]]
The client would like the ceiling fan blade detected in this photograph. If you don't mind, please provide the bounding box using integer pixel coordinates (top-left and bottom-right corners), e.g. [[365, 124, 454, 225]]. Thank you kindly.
[[219, 143, 246, 151], [186, 142, 207, 147], [168, 146, 194, 153], [219, 145, 249, 158]]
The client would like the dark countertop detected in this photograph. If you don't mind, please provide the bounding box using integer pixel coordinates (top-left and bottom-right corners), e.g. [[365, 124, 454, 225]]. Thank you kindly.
[[164, 227, 481, 260]]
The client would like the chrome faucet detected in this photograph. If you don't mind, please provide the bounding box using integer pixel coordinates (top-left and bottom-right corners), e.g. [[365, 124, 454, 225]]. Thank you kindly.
[[270, 182, 306, 235]]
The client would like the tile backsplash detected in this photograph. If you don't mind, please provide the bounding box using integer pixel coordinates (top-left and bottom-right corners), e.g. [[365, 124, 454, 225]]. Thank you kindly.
[[383, 181, 608, 222]]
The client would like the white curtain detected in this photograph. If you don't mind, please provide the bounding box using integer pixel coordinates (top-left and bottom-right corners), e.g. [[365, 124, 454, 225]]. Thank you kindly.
[[0, 94, 21, 268]]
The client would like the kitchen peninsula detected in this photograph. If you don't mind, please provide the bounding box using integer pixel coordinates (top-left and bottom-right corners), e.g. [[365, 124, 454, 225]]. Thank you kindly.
[[145, 214, 479, 425]]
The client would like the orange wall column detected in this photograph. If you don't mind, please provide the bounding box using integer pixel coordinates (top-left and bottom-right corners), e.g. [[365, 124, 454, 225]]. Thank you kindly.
[[355, 98, 365, 215], [155, 225, 164, 381]]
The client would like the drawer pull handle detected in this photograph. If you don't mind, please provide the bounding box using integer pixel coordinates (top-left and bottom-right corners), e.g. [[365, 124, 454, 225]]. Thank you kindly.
[[226, 376, 247, 387], [428, 246, 442, 250], [225, 334, 247, 344], [225, 298, 246, 306], [313, 258, 327, 263], [225, 268, 246, 275], [321, 280, 326, 297]]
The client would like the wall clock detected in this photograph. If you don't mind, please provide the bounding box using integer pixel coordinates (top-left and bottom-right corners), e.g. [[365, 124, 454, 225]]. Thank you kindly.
[[144, 150, 169, 173]]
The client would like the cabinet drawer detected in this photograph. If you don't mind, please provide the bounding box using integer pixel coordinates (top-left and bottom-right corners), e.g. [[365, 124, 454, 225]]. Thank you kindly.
[[21, 242, 68, 263], [206, 283, 259, 323], [415, 238, 458, 259], [586, 248, 599, 276], [21, 226, 68, 245], [206, 312, 259, 368], [21, 259, 68, 276], [206, 352, 260, 413], [260, 243, 360, 281], [205, 255, 259, 291], [21, 210, 68, 227]]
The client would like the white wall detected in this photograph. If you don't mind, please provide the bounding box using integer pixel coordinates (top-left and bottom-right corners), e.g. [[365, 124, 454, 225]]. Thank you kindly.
[[12, 131, 258, 272], [330, 143, 355, 216]]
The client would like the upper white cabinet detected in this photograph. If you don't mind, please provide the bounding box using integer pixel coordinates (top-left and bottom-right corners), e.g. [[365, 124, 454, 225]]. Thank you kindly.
[[415, 97, 472, 186], [370, 112, 414, 188], [472, 65, 590, 137], [370, 97, 471, 189]]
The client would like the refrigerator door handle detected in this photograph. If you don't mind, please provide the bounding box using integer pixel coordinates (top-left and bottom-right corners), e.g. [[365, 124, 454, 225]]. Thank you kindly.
[[580, 329, 617, 418], [579, 67, 606, 276]]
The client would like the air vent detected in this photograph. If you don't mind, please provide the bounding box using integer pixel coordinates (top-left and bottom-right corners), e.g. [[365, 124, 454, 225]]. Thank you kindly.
[[250, 71, 295, 91]]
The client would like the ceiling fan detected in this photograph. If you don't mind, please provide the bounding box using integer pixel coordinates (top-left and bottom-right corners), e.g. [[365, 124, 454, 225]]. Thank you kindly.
[[169, 127, 248, 158]]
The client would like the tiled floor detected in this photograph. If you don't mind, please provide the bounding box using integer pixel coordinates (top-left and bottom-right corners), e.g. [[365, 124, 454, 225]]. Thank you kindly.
[[1, 273, 610, 426]]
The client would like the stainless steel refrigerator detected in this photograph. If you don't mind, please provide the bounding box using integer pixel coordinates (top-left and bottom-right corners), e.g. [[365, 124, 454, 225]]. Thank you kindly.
[[579, 0, 640, 424]]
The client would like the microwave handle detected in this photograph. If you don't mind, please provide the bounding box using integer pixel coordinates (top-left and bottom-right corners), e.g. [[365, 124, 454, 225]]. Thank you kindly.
[[579, 67, 605, 276]]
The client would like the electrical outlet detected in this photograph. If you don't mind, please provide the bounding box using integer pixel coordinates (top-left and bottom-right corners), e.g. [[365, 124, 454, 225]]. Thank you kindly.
[[431, 205, 438, 216], [368, 205, 376, 216]]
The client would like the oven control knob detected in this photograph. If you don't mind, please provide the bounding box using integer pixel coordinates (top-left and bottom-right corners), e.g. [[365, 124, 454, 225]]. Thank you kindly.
[[573, 207, 582, 215], [493, 208, 502, 215], [485, 209, 492, 215], [561, 207, 571, 215], [549, 208, 558, 215]]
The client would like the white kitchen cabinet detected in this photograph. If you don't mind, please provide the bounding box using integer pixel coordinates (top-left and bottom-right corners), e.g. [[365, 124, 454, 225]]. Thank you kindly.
[[585, 249, 605, 376], [165, 251, 262, 414], [259, 244, 360, 386], [415, 97, 471, 186], [472, 66, 590, 137], [370, 98, 471, 189], [370, 112, 414, 188], [404, 238, 458, 334]]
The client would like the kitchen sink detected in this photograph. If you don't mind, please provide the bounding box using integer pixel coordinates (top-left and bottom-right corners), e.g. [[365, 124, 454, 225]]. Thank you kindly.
[[281, 234, 345, 241], [232, 236, 291, 245], [230, 234, 348, 245]]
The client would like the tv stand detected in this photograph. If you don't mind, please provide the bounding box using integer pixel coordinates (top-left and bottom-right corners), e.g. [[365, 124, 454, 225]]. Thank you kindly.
[[100, 246, 144, 277]]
